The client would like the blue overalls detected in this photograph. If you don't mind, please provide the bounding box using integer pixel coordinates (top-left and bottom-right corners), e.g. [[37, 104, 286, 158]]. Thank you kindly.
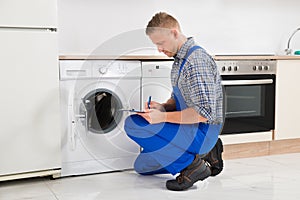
[[124, 46, 222, 175]]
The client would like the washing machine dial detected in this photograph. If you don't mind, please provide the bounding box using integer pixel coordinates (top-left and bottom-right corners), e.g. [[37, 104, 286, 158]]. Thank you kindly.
[[99, 67, 108, 74]]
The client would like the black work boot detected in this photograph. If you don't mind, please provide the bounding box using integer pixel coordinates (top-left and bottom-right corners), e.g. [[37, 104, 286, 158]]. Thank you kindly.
[[203, 138, 224, 176], [166, 154, 211, 191]]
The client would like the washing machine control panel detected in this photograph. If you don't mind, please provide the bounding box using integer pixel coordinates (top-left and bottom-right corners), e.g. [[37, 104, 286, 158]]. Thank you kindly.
[[60, 60, 142, 80], [93, 60, 141, 78]]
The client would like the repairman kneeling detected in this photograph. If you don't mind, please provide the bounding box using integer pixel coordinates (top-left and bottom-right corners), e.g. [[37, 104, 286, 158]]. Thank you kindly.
[[124, 12, 224, 191]]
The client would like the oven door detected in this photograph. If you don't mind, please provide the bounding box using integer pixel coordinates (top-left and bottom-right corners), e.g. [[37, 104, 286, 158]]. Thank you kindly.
[[221, 74, 275, 134]]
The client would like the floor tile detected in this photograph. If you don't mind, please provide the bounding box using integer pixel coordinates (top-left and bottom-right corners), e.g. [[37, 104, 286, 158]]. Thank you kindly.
[[0, 178, 56, 200], [1, 153, 300, 200]]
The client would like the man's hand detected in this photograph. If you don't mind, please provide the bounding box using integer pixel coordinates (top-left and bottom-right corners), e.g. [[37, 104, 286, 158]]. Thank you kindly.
[[146, 101, 166, 112], [137, 109, 167, 124]]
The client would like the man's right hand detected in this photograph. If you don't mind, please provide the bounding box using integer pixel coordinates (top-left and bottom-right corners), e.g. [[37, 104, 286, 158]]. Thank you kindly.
[[145, 101, 166, 112]]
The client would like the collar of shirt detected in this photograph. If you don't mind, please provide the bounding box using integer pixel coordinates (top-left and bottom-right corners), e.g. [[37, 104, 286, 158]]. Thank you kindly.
[[173, 37, 196, 61]]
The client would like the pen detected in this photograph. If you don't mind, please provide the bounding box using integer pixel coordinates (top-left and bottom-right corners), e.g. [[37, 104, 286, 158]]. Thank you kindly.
[[147, 96, 152, 109]]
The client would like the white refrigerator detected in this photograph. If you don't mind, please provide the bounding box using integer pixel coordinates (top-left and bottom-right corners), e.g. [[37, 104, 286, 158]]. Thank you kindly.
[[0, 0, 61, 181]]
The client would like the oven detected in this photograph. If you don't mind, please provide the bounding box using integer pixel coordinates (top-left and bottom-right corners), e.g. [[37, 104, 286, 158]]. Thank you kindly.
[[216, 60, 276, 134]]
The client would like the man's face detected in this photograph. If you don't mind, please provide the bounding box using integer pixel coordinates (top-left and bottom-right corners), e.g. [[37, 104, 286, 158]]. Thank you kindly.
[[148, 29, 178, 57]]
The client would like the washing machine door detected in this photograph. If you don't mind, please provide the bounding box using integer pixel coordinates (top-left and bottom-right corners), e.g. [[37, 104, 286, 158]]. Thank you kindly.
[[80, 88, 123, 134]]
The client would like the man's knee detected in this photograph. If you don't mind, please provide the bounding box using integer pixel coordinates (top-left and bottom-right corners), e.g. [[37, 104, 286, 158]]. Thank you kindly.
[[124, 115, 148, 138], [124, 115, 144, 128], [124, 115, 139, 138], [124, 115, 134, 131]]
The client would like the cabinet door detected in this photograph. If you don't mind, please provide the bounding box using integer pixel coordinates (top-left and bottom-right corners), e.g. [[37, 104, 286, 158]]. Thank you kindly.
[[275, 60, 300, 139]]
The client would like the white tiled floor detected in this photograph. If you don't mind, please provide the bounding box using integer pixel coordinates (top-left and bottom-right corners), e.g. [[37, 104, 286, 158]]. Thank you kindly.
[[1, 153, 300, 200]]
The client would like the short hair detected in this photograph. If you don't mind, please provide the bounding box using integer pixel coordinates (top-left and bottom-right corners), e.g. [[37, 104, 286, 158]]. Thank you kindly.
[[146, 12, 181, 35]]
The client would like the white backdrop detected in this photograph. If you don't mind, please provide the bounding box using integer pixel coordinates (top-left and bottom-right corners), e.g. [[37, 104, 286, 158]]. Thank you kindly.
[[58, 0, 300, 56]]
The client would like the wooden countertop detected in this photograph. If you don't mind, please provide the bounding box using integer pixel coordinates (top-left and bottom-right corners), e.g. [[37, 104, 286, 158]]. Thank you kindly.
[[59, 55, 300, 60], [59, 55, 172, 60]]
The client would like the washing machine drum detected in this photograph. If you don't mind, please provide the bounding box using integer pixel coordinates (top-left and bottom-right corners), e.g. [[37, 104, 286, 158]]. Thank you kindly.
[[81, 89, 123, 134]]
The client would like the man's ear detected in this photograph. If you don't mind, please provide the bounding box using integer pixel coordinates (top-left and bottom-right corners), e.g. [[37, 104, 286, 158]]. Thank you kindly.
[[171, 29, 179, 39]]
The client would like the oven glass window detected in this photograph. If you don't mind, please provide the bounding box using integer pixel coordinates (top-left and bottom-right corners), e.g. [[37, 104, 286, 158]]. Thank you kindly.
[[81, 89, 123, 134], [226, 85, 264, 118], [221, 74, 275, 134]]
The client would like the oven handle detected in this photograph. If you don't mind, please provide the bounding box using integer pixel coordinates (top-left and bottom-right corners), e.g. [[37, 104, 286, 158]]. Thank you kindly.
[[221, 79, 273, 86]]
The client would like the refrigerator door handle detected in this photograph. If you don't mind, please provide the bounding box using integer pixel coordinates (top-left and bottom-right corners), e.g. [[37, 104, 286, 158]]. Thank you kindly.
[[0, 27, 57, 32]]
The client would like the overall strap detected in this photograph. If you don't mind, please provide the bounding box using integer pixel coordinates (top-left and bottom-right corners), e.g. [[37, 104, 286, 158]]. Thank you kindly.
[[174, 45, 201, 110], [178, 46, 201, 76]]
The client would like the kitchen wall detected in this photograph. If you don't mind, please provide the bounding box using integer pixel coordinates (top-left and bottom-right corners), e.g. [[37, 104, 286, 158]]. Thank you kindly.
[[58, 0, 300, 56]]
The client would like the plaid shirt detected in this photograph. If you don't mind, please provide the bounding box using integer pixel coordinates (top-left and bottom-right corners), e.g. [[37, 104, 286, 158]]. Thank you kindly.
[[171, 37, 223, 124]]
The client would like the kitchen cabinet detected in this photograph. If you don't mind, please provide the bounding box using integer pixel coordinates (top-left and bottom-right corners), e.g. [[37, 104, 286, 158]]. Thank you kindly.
[[275, 59, 300, 140]]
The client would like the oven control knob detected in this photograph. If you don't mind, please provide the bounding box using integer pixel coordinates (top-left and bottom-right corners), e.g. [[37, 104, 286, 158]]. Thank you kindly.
[[258, 66, 263, 70], [264, 65, 270, 70], [221, 66, 226, 71], [234, 66, 239, 71], [253, 65, 258, 71], [228, 66, 232, 71]]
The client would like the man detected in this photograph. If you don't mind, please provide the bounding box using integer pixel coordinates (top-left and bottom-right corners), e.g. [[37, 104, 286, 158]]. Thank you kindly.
[[124, 12, 224, 191]]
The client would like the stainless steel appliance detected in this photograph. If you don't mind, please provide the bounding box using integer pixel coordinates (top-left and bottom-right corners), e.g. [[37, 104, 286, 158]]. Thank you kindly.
[[216, 59, 276, 134]]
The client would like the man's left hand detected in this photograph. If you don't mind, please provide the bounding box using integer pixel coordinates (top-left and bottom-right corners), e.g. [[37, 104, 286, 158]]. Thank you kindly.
[[137, 109, 167, 124]]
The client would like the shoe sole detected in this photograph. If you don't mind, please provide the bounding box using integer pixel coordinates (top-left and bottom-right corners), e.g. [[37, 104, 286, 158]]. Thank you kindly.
[[166, 167, 211, 191]]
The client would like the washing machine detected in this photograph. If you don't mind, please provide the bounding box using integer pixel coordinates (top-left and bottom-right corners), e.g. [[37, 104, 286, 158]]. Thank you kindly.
[[59, 60, 141, 176], [141, 61, 173, 109]]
